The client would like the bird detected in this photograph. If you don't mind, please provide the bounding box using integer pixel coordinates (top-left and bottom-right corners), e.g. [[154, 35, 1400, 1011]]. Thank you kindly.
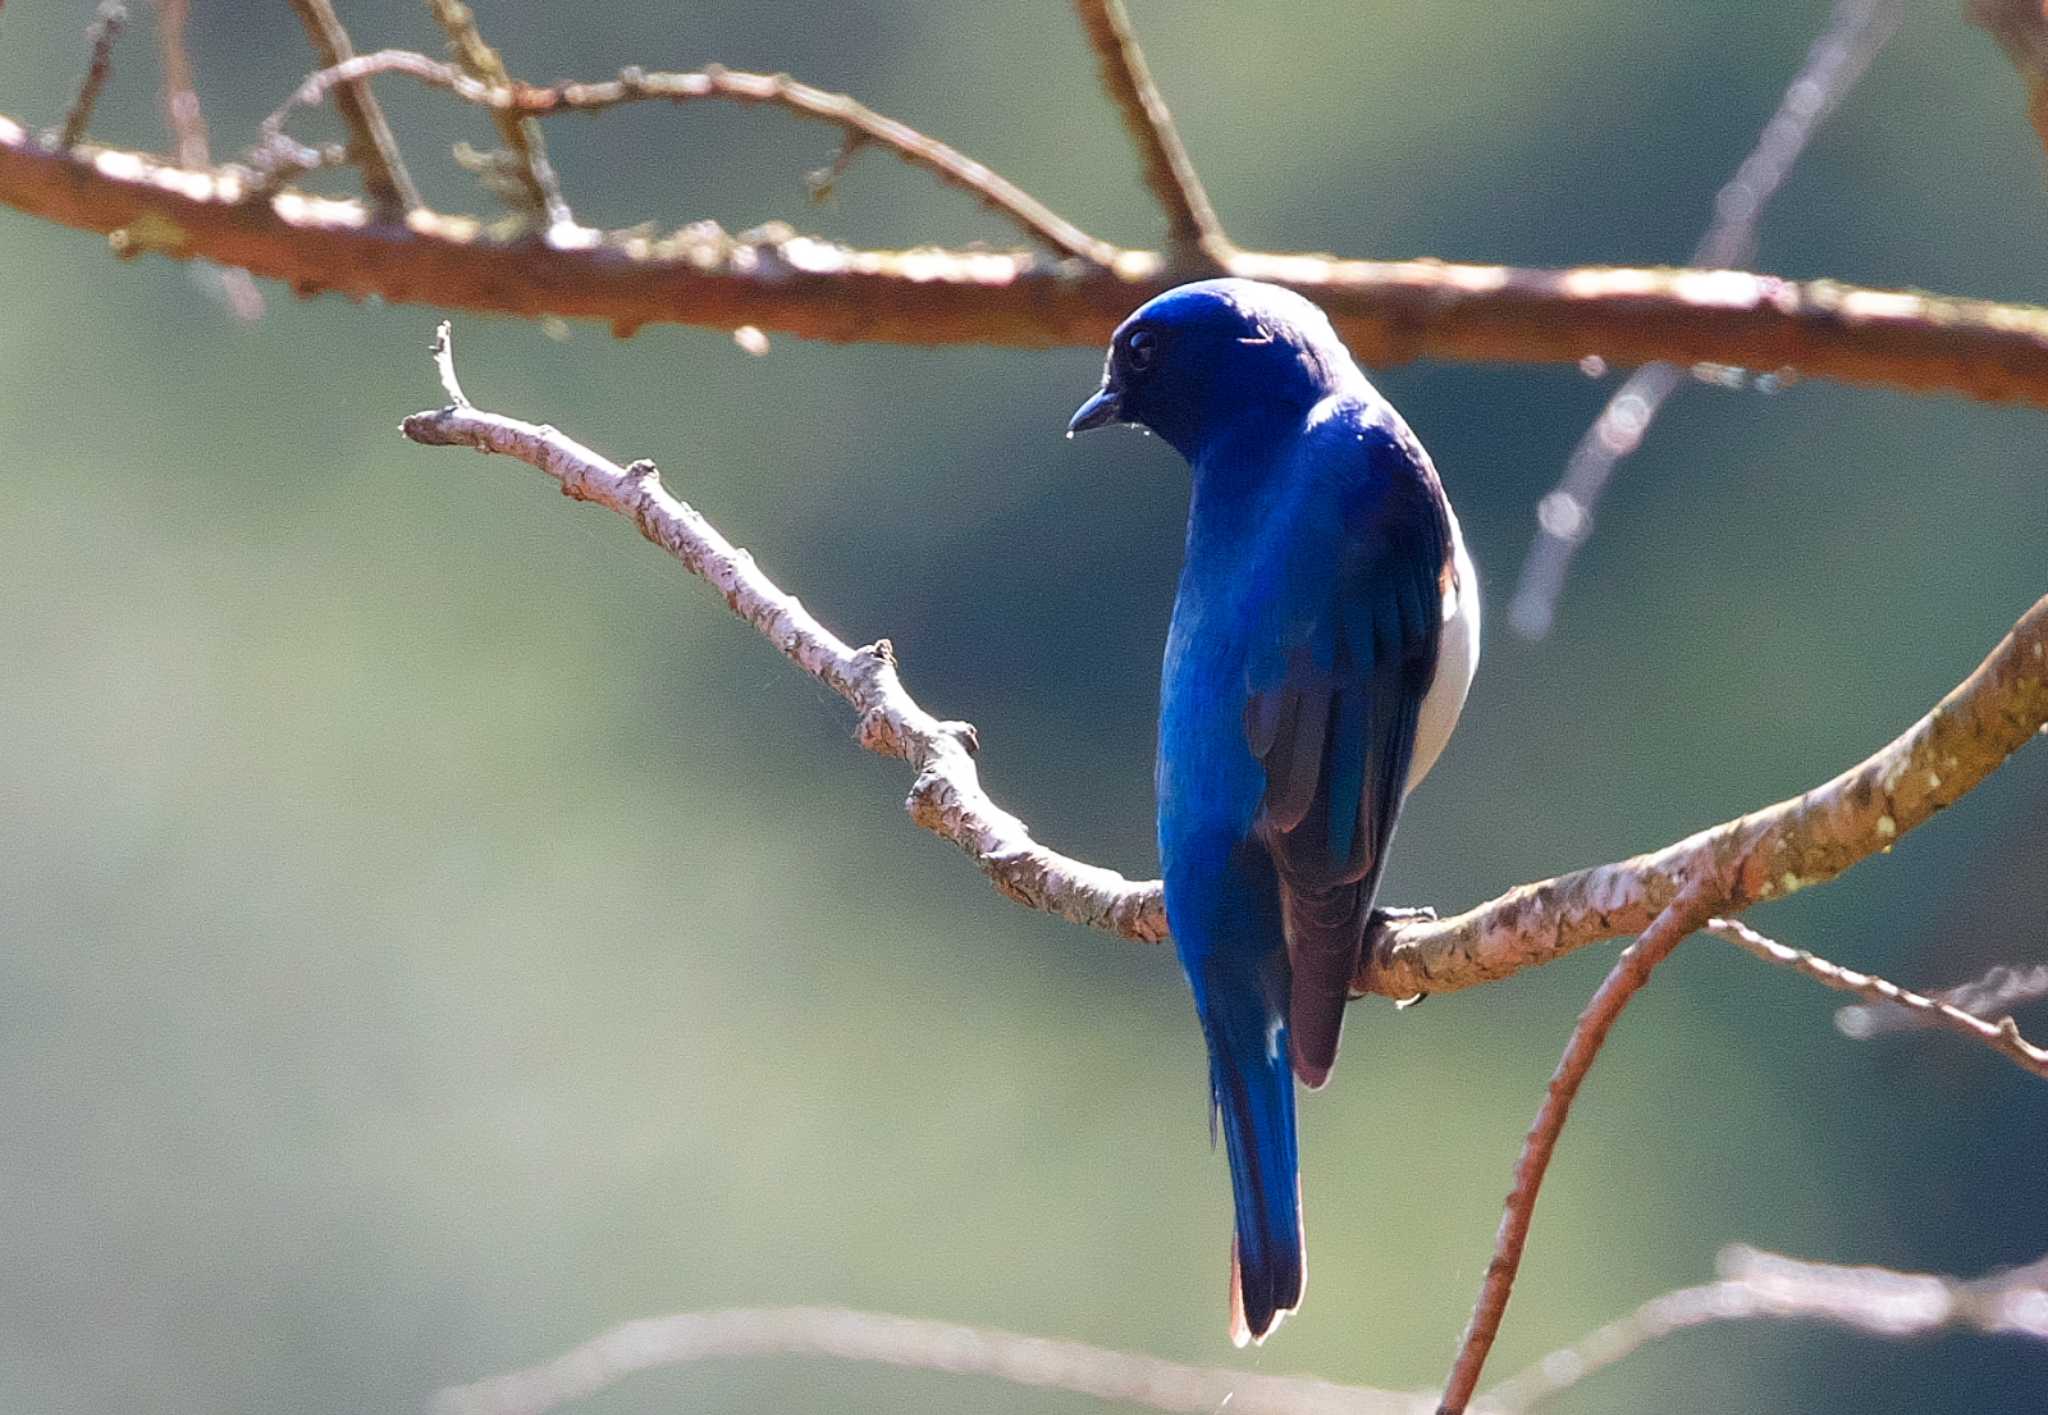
[[1067, 278, 1479, 1344]]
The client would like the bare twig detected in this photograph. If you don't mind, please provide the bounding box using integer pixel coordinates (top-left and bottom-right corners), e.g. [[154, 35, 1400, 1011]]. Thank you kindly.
[[253, 52, 1118, 264], [1069, 0, 1229, 266], [432, 1305, 1426, 1415], [1971, 0, 2048, 157], [56, 1, 127, 150], [395, 322, 2048, 1003], [1506, 0, 1903, 640], [285, 0, 419, 216], [1838, 959, 2048, 1038], [401, 325, 1165, 942], [1484, 1244, 2048, 1411], [1436, 886, 1720, 1415], [149, 0, 263, 321], [424, 0, 568, 226], [1707, 917, 2048, 1078], [9, 120, 2048, 395]]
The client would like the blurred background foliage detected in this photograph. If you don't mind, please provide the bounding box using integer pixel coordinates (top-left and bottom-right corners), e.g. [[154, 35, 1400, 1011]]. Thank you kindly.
[[1, 2, 2045, 1412]]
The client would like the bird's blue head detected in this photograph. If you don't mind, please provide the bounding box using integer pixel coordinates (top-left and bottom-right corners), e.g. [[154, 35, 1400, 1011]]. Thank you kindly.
[[1067, 279, 1359, 460]]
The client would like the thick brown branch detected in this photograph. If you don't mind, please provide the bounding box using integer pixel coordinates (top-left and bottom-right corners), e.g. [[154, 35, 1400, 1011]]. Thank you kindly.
[[1707, 917, 2048, 1078], [11, 117, 2048, 398], [1436, 886, 1720, 1415], [433, 1305, 1424, 1415], [1069, 0, 1229, 265], [285, 0, 419, 216]]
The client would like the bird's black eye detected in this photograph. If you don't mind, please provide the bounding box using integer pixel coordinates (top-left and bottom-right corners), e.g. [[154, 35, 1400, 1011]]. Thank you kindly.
[[1126, 328, 1158, 373]]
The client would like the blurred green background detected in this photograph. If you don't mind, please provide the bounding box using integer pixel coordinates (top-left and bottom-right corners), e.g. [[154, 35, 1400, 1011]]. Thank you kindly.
[[2, 2, 2044, 1412]]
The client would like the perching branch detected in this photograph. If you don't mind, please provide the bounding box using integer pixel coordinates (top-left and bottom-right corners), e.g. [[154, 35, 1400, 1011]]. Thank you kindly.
[[1483, 1244, 2048, 1411], [1707, 917, 2048, 1079], [252, 52, 1118, 264], [1435, 886, 1721, 1415], [10, 116, 2048, 396], [433, 1305, 1425, 1415], [398, 325, 2048, 1007], [285, 0, 419, 216], [1838, 958, 2048, 1039], [1070, 0, 1230, 266], [1505, 0, 1903, 640]]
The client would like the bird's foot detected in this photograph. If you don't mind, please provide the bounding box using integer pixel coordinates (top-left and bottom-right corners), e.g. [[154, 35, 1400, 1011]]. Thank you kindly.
[[1365, 905, 1435, 1009]]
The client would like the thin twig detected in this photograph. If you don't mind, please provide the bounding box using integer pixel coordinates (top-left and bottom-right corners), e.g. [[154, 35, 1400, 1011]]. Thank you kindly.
[[1436, 885, 1719, 1415], [285, 0, 419, 216], [56, 1, 126, 150], [251, 52, 1117, 264], [432, 1305, 1427, 1415], [149, 0, 264, 321], [1838, 959, 2048, 1038], [1483, 1245, 2048, 1411], [1705, 918, 2048, 1078], [1971, 0, 2048, 158], [1069, 0, 1229, 267], [1506, 0, 1903, 640], [424, 0, 569, 227], [401, 326, 1164, 941]]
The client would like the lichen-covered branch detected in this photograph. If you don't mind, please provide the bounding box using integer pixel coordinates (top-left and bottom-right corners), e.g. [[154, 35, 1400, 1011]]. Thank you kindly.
[[1707, 917, 2048, 1079], [1069, 0, 1230, 265], [433, 1305, 1425, 1415], [10, 115, 2048, 398], [423, 1, 567, 225]]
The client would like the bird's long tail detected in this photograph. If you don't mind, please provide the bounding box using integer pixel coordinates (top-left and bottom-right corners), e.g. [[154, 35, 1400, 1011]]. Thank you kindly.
[[1204, 989, 1305, 1346]]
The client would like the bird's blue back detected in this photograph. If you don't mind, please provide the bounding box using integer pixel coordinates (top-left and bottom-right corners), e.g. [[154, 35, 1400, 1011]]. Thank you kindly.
[[1070, 279, 1462, 1344]]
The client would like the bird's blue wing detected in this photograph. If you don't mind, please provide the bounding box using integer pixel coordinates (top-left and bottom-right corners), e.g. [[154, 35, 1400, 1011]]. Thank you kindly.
[[1245, 418, 1451, 1087]]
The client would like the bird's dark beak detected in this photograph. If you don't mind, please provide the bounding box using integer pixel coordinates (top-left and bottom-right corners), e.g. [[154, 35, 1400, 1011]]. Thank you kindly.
[[1066, 384, 1123, 436]]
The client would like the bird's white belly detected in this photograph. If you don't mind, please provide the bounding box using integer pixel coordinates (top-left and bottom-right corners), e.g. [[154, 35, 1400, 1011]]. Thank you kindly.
[[1405, 510, 1479, 795]]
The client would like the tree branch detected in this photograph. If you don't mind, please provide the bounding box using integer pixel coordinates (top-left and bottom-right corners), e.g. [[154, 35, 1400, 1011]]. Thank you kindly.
[[423, 0, 567, 226], [1971, 0, 2048, 158], [397, 324, 2048, 1006], [1069, 0, 1230, 266], [56, 1, 127, 151], [403, 323, 1167, 942], [1505, 0, 1903, 640], [1704, 917, 2048, 1078], [10, 117, 2048, 398], [252, 52, 1118, 265], [433, 1305, 1426, 1415], [1837, 958, 2048, 1038], [285, 0, 419, 217], [1436, 885, 1721, 1415], [1483, 1244, 2048, 1411], [1365, 593, 2048, 998]]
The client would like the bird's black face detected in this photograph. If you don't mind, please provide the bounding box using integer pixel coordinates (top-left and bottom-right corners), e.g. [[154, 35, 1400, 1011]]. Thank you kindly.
[[1067, 280, 1348, 461]]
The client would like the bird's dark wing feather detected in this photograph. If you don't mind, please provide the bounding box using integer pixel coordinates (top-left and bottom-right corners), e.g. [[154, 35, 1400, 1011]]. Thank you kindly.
[[1245, 421, 1450, 1088]]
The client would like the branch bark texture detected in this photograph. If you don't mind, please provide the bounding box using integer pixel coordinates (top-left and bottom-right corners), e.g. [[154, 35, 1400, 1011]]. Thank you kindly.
[[10, 114, 2048, 402]]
